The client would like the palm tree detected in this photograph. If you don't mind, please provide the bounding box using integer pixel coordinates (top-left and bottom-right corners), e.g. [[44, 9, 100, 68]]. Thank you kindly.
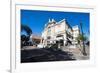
[[79, 22, 87, 56], [77, 34, 87, 55]]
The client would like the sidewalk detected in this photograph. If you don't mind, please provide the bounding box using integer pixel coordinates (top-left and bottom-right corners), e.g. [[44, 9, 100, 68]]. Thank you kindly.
[[61, 46, 89, 60], [21, 45, 38, 50]]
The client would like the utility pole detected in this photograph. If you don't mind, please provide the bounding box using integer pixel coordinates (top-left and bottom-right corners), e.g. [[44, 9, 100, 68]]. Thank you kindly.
[[80, 22, 87, 56]]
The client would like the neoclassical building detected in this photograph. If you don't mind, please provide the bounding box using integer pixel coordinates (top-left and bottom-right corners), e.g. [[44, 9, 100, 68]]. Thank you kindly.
[[41, 19, 80, 47]]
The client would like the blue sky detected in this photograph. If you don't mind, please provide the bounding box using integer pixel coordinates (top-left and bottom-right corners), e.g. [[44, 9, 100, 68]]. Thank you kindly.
[[21, 9, 90, 38]]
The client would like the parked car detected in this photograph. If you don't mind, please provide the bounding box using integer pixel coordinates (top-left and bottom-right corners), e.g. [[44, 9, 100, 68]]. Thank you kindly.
[[37, 44, 44, 48]]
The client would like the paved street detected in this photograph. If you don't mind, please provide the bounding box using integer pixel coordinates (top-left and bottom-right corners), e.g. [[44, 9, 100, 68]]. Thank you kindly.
[[21, 48, 75, 63], [21, 45, 89, 63]]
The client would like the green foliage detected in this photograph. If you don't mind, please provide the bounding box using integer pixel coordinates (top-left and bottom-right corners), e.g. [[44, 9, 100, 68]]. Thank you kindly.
[[77, 34, 87, 43], [50, 43, 58, 49], [21, 24, 33, 48], [21, 24, 32, 36]]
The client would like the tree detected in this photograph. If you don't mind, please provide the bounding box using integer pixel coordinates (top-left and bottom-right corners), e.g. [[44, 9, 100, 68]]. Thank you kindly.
[[79, 22, 87, 56], [77, 34, 87, 56], [77, 34, 87, 42], [21, 24, 32, 36], [21, 24, 32, 48]]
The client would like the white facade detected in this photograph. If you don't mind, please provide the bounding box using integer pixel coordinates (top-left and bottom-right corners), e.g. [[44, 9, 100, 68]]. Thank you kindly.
[[41, 19, 80, 47], [72, 25, 80, 45]]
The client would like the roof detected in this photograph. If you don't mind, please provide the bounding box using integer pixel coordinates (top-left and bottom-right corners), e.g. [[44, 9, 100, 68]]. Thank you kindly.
[[44, 18, 72, 30]]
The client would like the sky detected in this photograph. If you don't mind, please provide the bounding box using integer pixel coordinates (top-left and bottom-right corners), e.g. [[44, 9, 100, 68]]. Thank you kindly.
[[21, 9, 90, 38]]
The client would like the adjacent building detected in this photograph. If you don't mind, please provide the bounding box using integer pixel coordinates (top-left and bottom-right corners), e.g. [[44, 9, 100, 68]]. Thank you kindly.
[[41, 19, 80, 47]]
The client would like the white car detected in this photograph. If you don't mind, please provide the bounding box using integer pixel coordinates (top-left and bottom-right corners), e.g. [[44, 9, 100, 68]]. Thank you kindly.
[[37, 44, 44, 48]]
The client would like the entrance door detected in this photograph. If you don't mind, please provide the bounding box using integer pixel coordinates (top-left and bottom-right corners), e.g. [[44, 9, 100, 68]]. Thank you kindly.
[[59, 40, 63, 46]]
